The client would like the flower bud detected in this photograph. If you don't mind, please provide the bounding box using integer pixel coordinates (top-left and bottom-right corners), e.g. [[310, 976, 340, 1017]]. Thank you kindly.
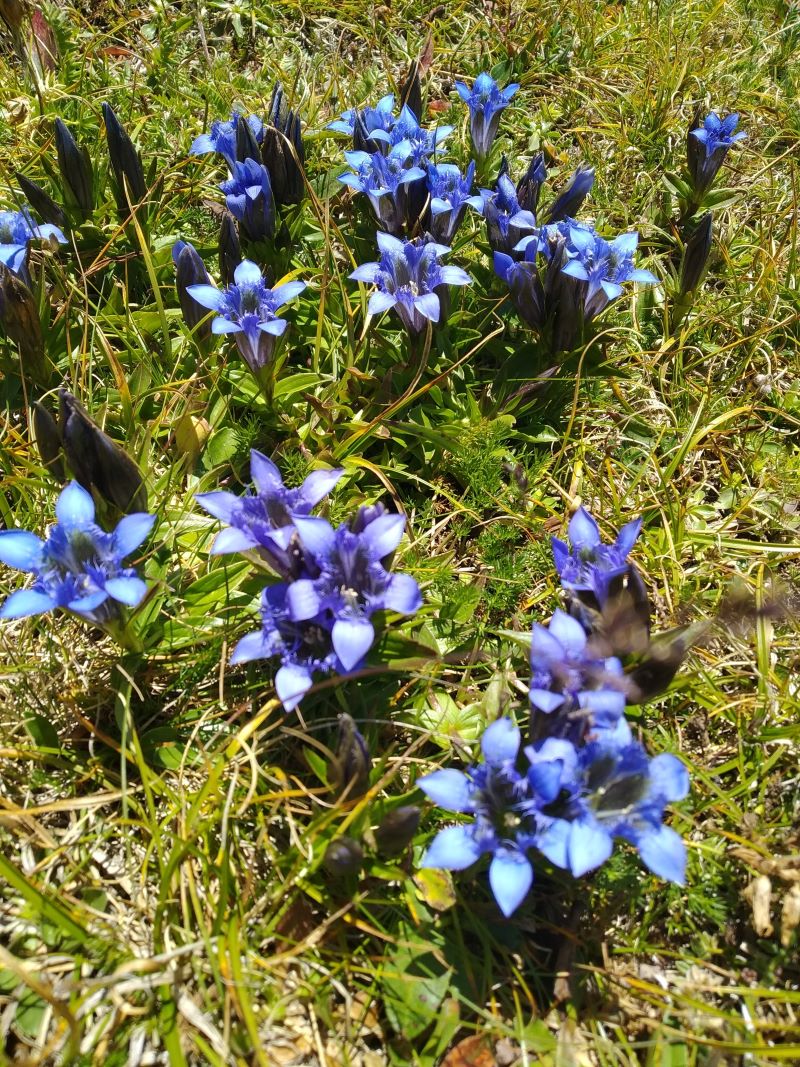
[[322, 837, 363, 877], [0, 265, 48, 384], [54, 117, 94, 216], [516, 151, 547, 216], [678, 212, 713, 297], [545, 165, 594, 223], [15, 173, 65, 229], [374, 806, 420, 857], [399, 58, 423, 123], [59, 389, 147, 513], [172, 240, 213, 341], [31, 400, 65, 480], [331, 713, 371, 801], [102, 103, 147, 213], [235, 114, 261, 164], [267, 82, 287, 129], [218, 213, 242, 286]]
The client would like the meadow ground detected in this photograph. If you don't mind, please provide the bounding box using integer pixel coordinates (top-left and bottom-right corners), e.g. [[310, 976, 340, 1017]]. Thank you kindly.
[[0, 0, 799, 1063]]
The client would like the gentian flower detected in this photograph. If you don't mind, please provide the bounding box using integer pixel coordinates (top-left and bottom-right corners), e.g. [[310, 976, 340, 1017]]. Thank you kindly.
[[426, 162, 483, 243], [419, 718, 541, 917], [231, 582, 344, 711], [191, 112, 264, 170], [551, 506, 642, 604], [480, 173, 537, 256], [389, 105, 452, 165], [688, 112, 745, 197], [195, 449, 342, 559], [328, 94, 396, 150], [0, 482, 154, 623], [187, 259, 305, 373], [285, 509, 422, 671], [349, 233, 471, 335], [532, 726, 689, 884], [529, 609, 627, 743], [339, 140, 425, 234], [455, 72, 519, 161], [0, 207, 66, 277], [220, 159, 276, 242], [560, 227, 657, 319]]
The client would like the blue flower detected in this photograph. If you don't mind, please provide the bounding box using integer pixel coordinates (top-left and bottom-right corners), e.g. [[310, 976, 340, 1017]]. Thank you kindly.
[[190, 112, 264, 169], [339, 140, 425, 234], [560, 227, 658, 318], [688, 111, 745, 197], [529, 609, 627, 743], [0, 482, 155, 623], [349, 233, 471, 335], [231, 582, 344, 711], [0, 207, 67, 277], [479, 173, 537, 256], [389, 105, 452, 165], [532, 726, 689, 884], [551, 506, 642, 604], [195, 449, 342, 559], [455, 72, 519, 160], [426, 162, 483, 243], [285, 509, 422, 672], [219, 158, 276, 242], [187, 259, 305, 372], [544, 165, 595, 223], [328, 93, 396, 146]]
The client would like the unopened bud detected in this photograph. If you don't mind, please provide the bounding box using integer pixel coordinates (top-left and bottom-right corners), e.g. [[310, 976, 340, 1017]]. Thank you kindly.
[[218, 213, 242, 286], [172, 240, 213, 341], [678, 212, 713, 297], [102, 103, 147, 213], [0, 265, 48, 384], [516, 151, 547, 216], [55, 117, 94, 216], [399, 58, 423, 122], [323, 837, 363, 877], [235, 115, 261, 164], [15, 173, 65, 229], [331, 713, 371, 801], [31, 400, 65, 480], [545, 165, 594, 223], [374, 806, 420, 857]]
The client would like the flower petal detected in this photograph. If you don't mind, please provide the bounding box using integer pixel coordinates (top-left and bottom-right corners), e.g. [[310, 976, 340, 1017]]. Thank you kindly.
[[360, 512, 406, 560], [298, 468, 344, 508], [104, 576, 147, 606], [233, 259, 263, 286], [417, 769, 472, 812], [0, 587, 55, 619], [568, 506, 600, 549], [230, 629, 272, 664], [291, 515, 336, 560], [56, 482, 95, 526], [185, 284, 225, 311], [568, 819, 613, 877], [249, 451, 283, 494], [275, 663, 314, 711], [489, 850, 533, 917], [368, 290, 396, 316], [480, 717, 520, 765], [332, 617, 374, 670], [0, 530, 44, 572], [381, 572, 422, 615], [637, 825, 686, 884], [422, 825, 481, 870], [285, 578, 320, 622], [210, 527, 257, 554], [113, 513, 156, 558]]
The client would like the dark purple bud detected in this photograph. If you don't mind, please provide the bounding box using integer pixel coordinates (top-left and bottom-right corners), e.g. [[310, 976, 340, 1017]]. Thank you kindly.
[[235, 114, 261, 164], [331, 713, 371, 800], [374, 806, 420, 857], [0, 265, 48, 383], [516, 151, 547, 216], [399, 58, 423, 123], [262, 111, 305, 207], [323, 837, 363, 877], [172, 240, 213, 341], [54, 117, 94, 215], [15, 173, 65, 229], [218, 213, 242, 286], [678, 212, 713, 297], [59, 389, 147, 512], [31, 400, 65, 481], [102, 103, 147, 213], [352, 109, 387, 155], [545, 165, 594, 223], [267, 82, 288, 130]]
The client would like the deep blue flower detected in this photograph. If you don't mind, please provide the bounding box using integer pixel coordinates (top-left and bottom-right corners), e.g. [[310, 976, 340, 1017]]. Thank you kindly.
[[480, 173, 537, 256], [560, 227, 658, 318], [195, 449, 342, 558], [388, 104, 452, 165], [231, 582, 343, 711], [0, 207, 66, 277], [532, 725, 689, 884], [219, 158, 276, 242], [455, 72, 519, 160], [551, 506, 642, 604], [339, 140, 425, 234], [285, 510, 422, 672], [0, 482, 154, 623], [187, 259, 305, 372], [349, 233, 471, 335], [328, 93, 396, 146], [191, 112, 264, 169], [544, 165, 595, 223], [688, 111, 745, 197], [529, 609, 627, 743], [426, 162, 483, 243]]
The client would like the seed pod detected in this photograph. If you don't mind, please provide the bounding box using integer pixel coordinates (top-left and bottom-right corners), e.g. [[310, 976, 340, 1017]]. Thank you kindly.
[[102, 103, 147, 213], [15, 173, 66, 229], [374, 806, 420, 857], [322, 837, 363, 878], [331, 713, 371, 801], [54, 117, 94, 215], [218, 213, 242, 286], [31, 400, 65, 480]]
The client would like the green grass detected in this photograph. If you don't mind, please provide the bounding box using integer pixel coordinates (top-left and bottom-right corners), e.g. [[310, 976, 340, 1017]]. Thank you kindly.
[[1, 0, 799, 1063]]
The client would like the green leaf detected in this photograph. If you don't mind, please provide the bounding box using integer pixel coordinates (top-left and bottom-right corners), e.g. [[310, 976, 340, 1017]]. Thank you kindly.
[[206, 426, 241, 468], [382, 922, 452, 1039], [24, 713, 60, 750]]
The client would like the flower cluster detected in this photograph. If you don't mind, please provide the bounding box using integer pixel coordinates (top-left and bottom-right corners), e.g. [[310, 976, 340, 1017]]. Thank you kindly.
[[419, 506, 689, 916], [196, 454, 422, 710], [0, 482, 154, 625]]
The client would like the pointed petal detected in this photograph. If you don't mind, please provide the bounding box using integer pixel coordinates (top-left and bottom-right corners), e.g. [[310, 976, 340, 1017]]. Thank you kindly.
[[417, 769, 472, 812], [489, 850, 533, 917], [536, 818, 571, 869], [211, 317, 241, 334], [381, 573, 422, 615], [249, 451, 283, 494], [414, 292, 440, 322], [360, 512, 406, 560], [257, 319, 287, 336], [637, 825, 686, 884], [332, 617, 374, 670], [56, 482, 95, 526], [104, 576, 147, 606], [367, 290, 396, 316], [233, 259, 263, 287], [480, 717, 520, 765], [0, 587, 55, 619], [113, 513, 156, 558], [529, 688, 565, 713], [422, 825, 481, 870], [0, 531, 44, 572], [68, 590, 109, 615], [298, 468, 344, 508], [275, 663, 314, 711], [568, 820, 613, 876], [438, 265, 471, 287], [349, 262, 380, 283], [230, 629, 272, 664], [185, 284, 224, 311], [271, 280, 306, 308], [210, 526, 257, 554], [547, 610, 587, 656], [649, 753, 690, 802], [568, 506, 600, 549], [615, 517, 642, 557], [291, 515, 336, 560], [285, 578, 320, 621]]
